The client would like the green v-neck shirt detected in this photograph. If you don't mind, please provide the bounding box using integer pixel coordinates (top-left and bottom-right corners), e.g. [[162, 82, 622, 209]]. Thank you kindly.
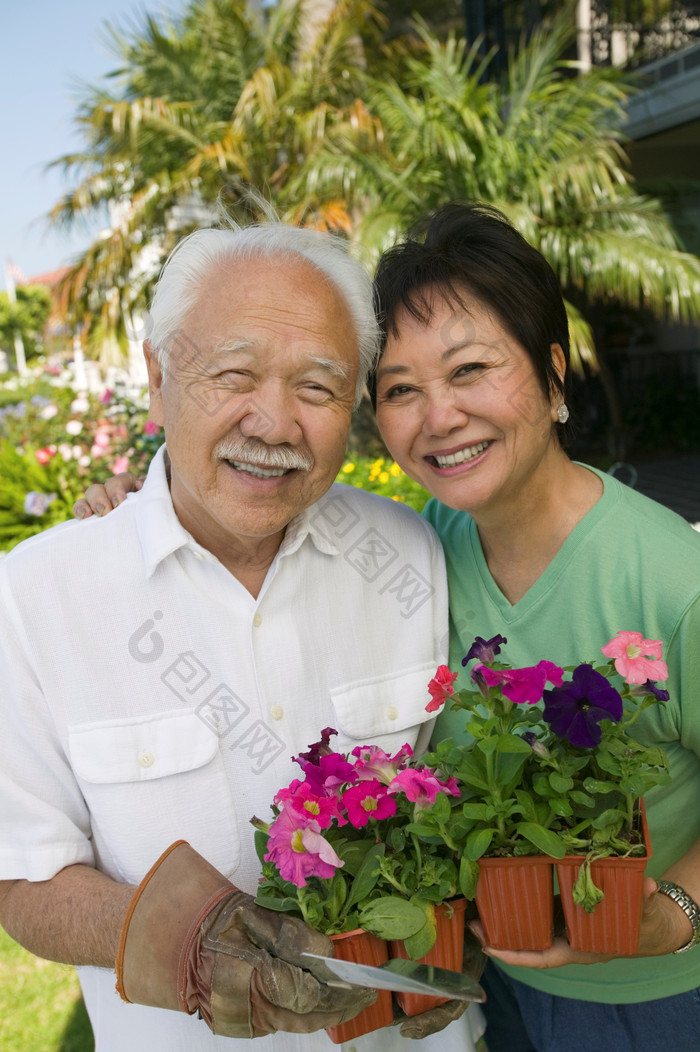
[[424, 465, 700, 1003]]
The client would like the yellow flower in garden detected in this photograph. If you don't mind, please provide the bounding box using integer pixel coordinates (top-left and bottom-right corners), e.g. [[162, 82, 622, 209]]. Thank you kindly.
[[379, 472, 389, 483], [371, 458, 384, 472], [390, 462, 402, 477], [342, 462, 355, 474]]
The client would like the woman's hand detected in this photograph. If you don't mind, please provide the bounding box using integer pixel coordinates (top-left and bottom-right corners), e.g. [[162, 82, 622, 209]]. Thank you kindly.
[[73, 474, 144, 519], [469, 876, 694, 968]]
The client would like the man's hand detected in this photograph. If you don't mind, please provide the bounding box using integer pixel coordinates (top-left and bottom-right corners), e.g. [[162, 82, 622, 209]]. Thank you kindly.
[[469, 876, 694, 970], [117, 841, 375, 1038], [73, 474, 143, 519]]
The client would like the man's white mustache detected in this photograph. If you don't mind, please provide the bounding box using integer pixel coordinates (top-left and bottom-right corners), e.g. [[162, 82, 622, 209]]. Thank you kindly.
[[216, 438, 314, 472]]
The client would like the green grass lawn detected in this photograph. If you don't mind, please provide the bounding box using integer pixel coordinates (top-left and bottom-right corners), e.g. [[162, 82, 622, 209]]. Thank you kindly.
[[0, 926, 94, 1052]]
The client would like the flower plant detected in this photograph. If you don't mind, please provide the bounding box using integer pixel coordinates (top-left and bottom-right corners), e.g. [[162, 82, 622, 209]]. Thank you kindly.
[[252, 728, 463, 957], [423, 632, 672, 912]]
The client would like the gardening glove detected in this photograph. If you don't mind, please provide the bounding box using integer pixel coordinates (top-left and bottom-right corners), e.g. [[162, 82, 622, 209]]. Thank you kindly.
[[398, 912, 487, 1040], [115, 840, 376, 1038]]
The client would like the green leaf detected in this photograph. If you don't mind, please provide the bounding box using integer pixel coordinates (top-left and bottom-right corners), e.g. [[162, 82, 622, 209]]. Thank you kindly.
[[516, 822, 565, 859], [344, 842, 385, 911], [358, 896, 427, 940], [496, 733, 534, 754], [477, 736, 499, 756], [465, 826, 495, 861], [461, 802, 492, 820], [402, 900, 438, 959], [459, 857, 480, 899], [253, 829, 269, 866], [549, 773, 574, 793]]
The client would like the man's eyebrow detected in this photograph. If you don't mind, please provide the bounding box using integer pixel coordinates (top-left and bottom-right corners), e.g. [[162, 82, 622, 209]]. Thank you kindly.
[[308, 356, 352, 383], [210, 339, 254, 357]]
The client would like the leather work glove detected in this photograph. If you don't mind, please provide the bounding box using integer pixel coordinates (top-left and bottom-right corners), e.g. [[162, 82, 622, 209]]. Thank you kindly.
[[115, 840, 376, 1037], [397, 909, 487, 1040]]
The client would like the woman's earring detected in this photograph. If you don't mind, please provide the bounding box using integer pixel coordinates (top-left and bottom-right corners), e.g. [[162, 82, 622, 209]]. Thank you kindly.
[[557, 404, 570, 424]]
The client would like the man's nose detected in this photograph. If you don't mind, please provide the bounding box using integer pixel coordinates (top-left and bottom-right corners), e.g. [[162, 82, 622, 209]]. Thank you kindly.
[[237, 384, 302, 445]]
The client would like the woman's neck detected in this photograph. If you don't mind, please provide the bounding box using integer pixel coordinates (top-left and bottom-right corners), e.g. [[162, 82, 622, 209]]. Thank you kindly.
[[474, 457, 603, 605]]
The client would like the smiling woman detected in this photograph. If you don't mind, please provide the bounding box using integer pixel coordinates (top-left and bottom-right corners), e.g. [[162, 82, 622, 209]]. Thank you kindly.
[[369, 202, 700, 1052]]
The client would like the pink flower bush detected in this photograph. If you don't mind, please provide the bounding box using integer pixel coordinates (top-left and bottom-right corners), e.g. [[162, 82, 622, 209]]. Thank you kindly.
[[427, 665, 458, 711], [254, 728, 463, 944], [601, 631, 669, 685]]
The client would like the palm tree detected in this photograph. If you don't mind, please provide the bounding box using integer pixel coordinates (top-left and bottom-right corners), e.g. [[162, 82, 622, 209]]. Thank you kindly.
[[50, 0, 379, 356], [298, 14, 700, 381]]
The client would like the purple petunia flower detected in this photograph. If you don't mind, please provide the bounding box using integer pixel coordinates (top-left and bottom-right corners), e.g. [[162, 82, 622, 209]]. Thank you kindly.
[[631, 679, 670, 703], [543, 664, 623, 748], [295, 727, 338, 766], [462, 635, 508, 666]]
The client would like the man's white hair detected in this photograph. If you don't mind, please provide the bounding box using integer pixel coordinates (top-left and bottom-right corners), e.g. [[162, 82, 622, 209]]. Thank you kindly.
[[145, 219, 379, 408]]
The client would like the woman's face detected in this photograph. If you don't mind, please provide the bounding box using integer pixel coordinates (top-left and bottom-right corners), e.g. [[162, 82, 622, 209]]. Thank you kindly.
[[374, 290, 564, 518]]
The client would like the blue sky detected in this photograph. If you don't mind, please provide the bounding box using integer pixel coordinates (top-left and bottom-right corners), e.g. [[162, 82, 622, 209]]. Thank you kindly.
[[0, 0, 184, 288]]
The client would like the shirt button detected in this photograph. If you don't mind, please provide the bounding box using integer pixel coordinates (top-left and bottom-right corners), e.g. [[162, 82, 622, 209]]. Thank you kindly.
[[137, 750, 155, 768], [387, 705, 399, 720], [192, 550, 205, 561], [253, 613, 262, 627], [270, 706, 284, 720]]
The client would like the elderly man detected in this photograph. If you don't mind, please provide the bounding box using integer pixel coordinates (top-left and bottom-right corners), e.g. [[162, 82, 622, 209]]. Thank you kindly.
[[0, 221, 483, 1052]]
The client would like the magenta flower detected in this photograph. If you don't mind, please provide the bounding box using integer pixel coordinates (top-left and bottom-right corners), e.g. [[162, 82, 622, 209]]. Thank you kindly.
[[299, 753, 355, 796], [274, 781, 346, 828], [476, 660, 564, 705], [342, 780, 397, 827], [462, 634, 507, 665], [543, 664, 623, 748], [601, 631, 668, 685], [264, 806, 344, 887], [389, 768, 459, 811], [144, 420, 161, 435], [427, 666, 458, 712], [351, 744, 413, 784]]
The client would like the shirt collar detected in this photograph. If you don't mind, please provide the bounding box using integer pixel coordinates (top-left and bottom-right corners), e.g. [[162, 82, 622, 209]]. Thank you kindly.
[[134, 445, 340, 578]]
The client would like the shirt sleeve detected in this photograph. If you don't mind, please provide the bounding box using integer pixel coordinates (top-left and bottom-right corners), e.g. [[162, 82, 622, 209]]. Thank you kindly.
[[0, 572, 95, 881]]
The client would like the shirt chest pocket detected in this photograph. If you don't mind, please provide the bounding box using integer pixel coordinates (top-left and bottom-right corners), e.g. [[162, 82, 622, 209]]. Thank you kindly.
[[329, 661, 437, 756], [68, 710, 240, 883]]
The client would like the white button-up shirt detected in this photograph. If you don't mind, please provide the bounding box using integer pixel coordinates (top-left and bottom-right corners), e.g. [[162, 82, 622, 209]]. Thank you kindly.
[[0, 445, 484, 1052]]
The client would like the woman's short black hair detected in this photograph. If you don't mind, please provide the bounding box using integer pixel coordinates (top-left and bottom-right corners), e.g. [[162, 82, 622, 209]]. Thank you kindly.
[[370, 202, 572, 441]]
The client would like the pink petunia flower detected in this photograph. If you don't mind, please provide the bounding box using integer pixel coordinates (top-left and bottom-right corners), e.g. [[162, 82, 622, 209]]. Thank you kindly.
[[389, 768, 460, 812], [476, 660, 564, 705], [342, 779, 397, 827], [351, 744, 413, 784], [427, 665, 458, 712], [274, 781, 346, 828], [601, 631, 668, 685], [264, 806, 344, 887]]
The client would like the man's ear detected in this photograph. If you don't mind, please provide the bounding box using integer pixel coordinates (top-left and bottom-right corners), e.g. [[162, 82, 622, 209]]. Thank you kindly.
[[144, 340, 165, 427]]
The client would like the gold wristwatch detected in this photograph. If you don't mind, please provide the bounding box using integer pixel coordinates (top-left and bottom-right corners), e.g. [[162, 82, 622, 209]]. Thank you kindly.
[[657, 879, 700, 953]]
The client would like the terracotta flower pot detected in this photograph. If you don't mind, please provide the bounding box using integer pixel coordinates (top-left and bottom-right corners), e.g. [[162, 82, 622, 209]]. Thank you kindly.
[[556, 800, 652, 954], [325, 928, 394, 1044], [388, 898, 468, 1016], [476, 855, 554, 950]]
